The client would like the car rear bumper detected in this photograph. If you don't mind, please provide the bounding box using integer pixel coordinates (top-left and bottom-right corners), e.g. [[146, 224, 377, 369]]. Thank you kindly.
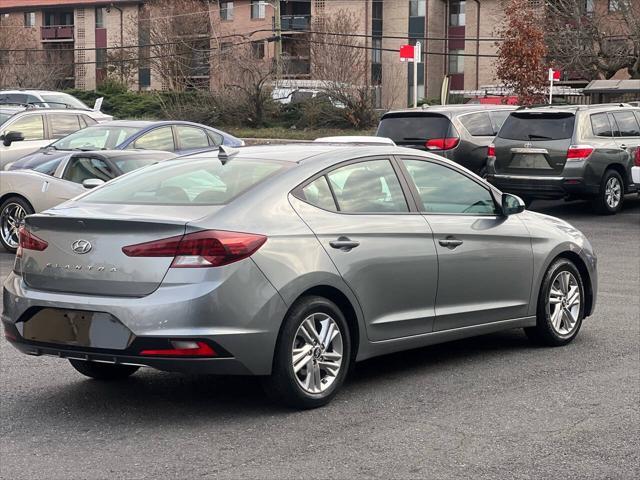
[[487, 174, 599, 199], [2, 261, 288, 375], [632, 166, 640, 185]]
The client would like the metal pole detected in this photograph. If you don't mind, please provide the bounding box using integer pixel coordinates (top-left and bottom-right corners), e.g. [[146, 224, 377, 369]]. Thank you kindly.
[[273, 0, 282, 80], [549, 76, 553, 104], [413, 60, 418, 108]]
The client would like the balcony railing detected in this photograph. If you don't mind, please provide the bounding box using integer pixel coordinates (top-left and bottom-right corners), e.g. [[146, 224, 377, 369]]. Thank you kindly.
[[275, 15, 311, 32], [41, 25, 74, 41]]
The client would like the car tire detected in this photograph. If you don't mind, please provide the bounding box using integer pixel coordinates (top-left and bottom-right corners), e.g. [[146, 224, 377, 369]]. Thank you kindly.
[[69, 359, 139, 380], [0, 196, 34, 253], [525, 258, 585, 347], [262, 295, 351, 409], [592, 169, 624, 215]]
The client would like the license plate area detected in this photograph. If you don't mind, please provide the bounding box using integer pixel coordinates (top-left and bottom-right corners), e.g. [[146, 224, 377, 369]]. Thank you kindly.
[[509, 153, 553, 169], [18, 308, 134, 350]]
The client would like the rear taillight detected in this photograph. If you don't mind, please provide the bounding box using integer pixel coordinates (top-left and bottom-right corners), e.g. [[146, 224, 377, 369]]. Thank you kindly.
[[425, 137, 460, 150], [140, 340, 216, 357], [566, 145, 594, 161], [634, 147, 640, 167], [122, 229, 267, 268], [487, 144, 496, 157], [16, 226, 48, 258]]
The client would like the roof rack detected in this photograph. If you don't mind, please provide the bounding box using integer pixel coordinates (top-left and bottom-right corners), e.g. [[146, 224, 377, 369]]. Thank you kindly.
[[0, 101, 88, 111]]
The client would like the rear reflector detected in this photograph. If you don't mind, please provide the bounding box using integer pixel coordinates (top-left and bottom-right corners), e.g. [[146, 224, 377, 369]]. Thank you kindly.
[[17, 226, 48, 258], [566, 145, 594, 161], [425, 137, 460, 150], [140, 340, 216, 357], [122, 229, 267, 268], [487, 144, 496, 157]]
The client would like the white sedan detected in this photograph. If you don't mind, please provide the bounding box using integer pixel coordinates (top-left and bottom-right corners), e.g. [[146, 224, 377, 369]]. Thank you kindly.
[[0, 149, 176, 252]]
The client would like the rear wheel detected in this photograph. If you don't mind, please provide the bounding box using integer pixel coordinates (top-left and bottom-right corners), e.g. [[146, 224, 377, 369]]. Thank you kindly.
[[525, 258, 585, 346], [0, 196, 34, 253], [69, 359, 139, 380], [592, 169, 624, 215], [262, 296, 351, 409]]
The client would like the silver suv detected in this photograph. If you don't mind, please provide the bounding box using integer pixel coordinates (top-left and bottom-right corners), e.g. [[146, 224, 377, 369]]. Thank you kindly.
[[0, 90, 112, 122]]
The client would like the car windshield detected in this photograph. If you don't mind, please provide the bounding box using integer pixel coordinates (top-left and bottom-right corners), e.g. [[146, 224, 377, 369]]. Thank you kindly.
[[32, 157, 64, 176], [81, 157, 290, 205], [498, 112, 575, 141], [40, 93, 89, 110], [51, 125, 142, 150], [377, 113, 452, 141]]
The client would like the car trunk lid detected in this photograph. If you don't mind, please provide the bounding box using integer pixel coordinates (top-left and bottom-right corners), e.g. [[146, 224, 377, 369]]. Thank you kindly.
[[377, 112, 457, 150]]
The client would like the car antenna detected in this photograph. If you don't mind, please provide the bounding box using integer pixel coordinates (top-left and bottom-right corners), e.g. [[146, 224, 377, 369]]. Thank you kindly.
[[218, 145, 239, 165]]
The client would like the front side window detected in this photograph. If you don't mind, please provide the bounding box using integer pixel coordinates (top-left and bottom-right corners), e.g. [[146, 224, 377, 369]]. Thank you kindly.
[[63, 157, 115, 184], [53, 126, 141, 150], [611, 111, 640, 137], [49, 113, 81, 138], [591, 113, 614, 137], [326, 160, 408, 213], [133, 126, 175, 151], [251, 0, 266, 19], [403, 158, 497, 215], [5, 114, 44, 140], [459, 112, 494, 136], [220, 1, 234, 20], [175, 126, 209, 150]]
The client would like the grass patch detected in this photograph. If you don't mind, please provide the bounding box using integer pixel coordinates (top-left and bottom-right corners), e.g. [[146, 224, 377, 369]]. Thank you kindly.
[[226, 127, 376, 141]]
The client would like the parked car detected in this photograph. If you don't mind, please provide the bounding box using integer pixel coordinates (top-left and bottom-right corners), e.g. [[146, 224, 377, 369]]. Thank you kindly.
[[0, 105, 100, 169], [4, 144, 597, 408], [486, 104, 640, 214], [0, 89, 112, 122], [7, 120, 244, 171], [376, 105, 517, 175], [0, 150, 177, 251]]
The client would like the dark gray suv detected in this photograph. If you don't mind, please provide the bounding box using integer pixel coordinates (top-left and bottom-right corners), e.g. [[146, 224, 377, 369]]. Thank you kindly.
[[376, 105, 517, 175], [486, 104, 640, 214]]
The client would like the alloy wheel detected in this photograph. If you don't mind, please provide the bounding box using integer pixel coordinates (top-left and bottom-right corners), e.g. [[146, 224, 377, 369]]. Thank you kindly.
[[0, 202, 26, 249], [292, 313, 343, 394], [605, 176, 621, 209], [547, 271, 581, 336]]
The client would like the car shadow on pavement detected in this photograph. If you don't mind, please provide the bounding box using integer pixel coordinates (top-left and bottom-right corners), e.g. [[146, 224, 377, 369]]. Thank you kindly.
[[531, 195, 640, 218]]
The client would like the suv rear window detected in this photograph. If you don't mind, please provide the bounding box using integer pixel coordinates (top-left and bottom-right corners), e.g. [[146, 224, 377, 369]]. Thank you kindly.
[[81, 157, 290, 205], [459, 112, 494, 136], [591, 113, 614, 137], [377, 113, 452, 142], [498, 112, 575, 141]]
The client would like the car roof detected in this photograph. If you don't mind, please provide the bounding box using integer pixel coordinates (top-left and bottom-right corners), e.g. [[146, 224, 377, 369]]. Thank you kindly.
[[383, 104, 517, 117], [91, 120, 222, 129], [0, 89, 71, 95], [68, 149, 178, 160], [514, 103, 637, 114]]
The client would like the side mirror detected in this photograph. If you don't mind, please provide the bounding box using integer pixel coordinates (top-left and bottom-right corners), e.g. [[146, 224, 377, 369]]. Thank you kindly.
[[501, 193, 526, 216], [2, 131, 25, 147], [82, 178, 105, 189]]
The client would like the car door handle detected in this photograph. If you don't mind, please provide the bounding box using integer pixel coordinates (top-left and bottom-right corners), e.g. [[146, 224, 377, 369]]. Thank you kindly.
[[329, 237, 360, 251], [438, 237, 463, 249]]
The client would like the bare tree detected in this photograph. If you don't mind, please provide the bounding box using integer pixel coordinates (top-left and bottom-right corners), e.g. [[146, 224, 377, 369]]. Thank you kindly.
[[310, 10, 377, 128], [545, 0, 640, 79]]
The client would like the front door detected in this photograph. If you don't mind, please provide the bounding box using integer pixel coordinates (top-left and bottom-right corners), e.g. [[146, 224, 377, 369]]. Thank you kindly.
[[399, 156, 534, 331], [290, 157, 439, 341]]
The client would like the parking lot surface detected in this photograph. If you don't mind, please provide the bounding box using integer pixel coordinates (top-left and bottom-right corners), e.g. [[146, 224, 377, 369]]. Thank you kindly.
[[1, 197, 638, 480]]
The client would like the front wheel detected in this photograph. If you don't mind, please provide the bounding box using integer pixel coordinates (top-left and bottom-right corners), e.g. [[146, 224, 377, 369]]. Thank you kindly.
[[69, 359, 139, 380], [262, 296, 351, 409], [0, 196, 34, 252], [525, 258, 585, 346]]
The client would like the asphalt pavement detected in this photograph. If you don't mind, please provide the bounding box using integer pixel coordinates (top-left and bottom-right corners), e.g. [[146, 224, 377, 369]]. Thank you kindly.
[[1, 197, 638, 480]]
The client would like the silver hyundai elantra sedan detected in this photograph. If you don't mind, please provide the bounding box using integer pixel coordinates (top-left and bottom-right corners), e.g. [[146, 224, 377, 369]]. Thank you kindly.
[[2, 144, 597, 408]]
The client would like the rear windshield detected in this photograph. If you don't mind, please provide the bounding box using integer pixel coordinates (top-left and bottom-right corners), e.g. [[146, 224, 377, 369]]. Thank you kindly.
[[377, 113, 452, 141], [32, 157, 64, 176], [81, 157, 290, 205], [40, 93, 89, 110], [498, 112, 575, 141]]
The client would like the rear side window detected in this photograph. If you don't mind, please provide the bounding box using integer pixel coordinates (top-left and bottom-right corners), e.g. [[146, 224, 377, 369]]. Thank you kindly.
[[611, 111, 640, 137], [299, 176, 337, 211], [591, 113, 614, 137], [133, 126, 175, 151], [498, 112, 575, 141], [459, 112, 494, 136], [377, 113, 452, 142], [49, 113, 81, 138], [490, 110, 512, 134], [175, 126, 209, 150], [81, 158, 289, 205]]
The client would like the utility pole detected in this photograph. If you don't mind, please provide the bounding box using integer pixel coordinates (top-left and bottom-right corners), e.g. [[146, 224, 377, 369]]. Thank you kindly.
[[272, 0, 282, 80]]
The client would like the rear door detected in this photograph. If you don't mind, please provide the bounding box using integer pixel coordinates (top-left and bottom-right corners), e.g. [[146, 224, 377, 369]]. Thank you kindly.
[[291, 157, 439, 341], [456, 111, 496, 172], [398, 156, 533, 331], [493, 111, 576, 175]]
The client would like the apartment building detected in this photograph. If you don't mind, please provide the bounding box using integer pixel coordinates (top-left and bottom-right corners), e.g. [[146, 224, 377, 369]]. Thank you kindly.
[[0, 1, 506, 107]]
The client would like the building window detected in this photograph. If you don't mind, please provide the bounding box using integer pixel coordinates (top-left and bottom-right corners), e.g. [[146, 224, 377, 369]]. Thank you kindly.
[[608, 0, 623, 11], [251, 41, 265, 59], [372, 37, 382, 64], [409, 0, 426, 17], [96, 48, 107, 69], [450, 1, 466, 26], [24, 12, 36, 27], [221, 42, 233, 56], [251, 1, 266, 19], [584, 0, 595, 13], [448, 50, 464, 74], [220, 1, 234, 21], [95, 7, 106, 28]]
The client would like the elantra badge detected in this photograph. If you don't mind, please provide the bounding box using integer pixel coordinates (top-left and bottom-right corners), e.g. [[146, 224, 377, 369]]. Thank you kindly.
[[72, 239, 92, 254]]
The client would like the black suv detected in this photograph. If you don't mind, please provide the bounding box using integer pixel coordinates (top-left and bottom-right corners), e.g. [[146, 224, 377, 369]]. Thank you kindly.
[[486, 104, 640, 214], [376, 105, 517, 175]]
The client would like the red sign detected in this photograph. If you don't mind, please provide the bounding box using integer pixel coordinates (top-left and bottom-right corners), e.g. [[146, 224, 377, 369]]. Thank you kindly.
[[549, 68, 561, 81], [399, 44, 414, 62]]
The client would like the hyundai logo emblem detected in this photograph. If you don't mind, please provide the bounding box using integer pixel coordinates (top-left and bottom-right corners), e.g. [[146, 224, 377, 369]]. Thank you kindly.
[[72, 239, 92, 254]]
